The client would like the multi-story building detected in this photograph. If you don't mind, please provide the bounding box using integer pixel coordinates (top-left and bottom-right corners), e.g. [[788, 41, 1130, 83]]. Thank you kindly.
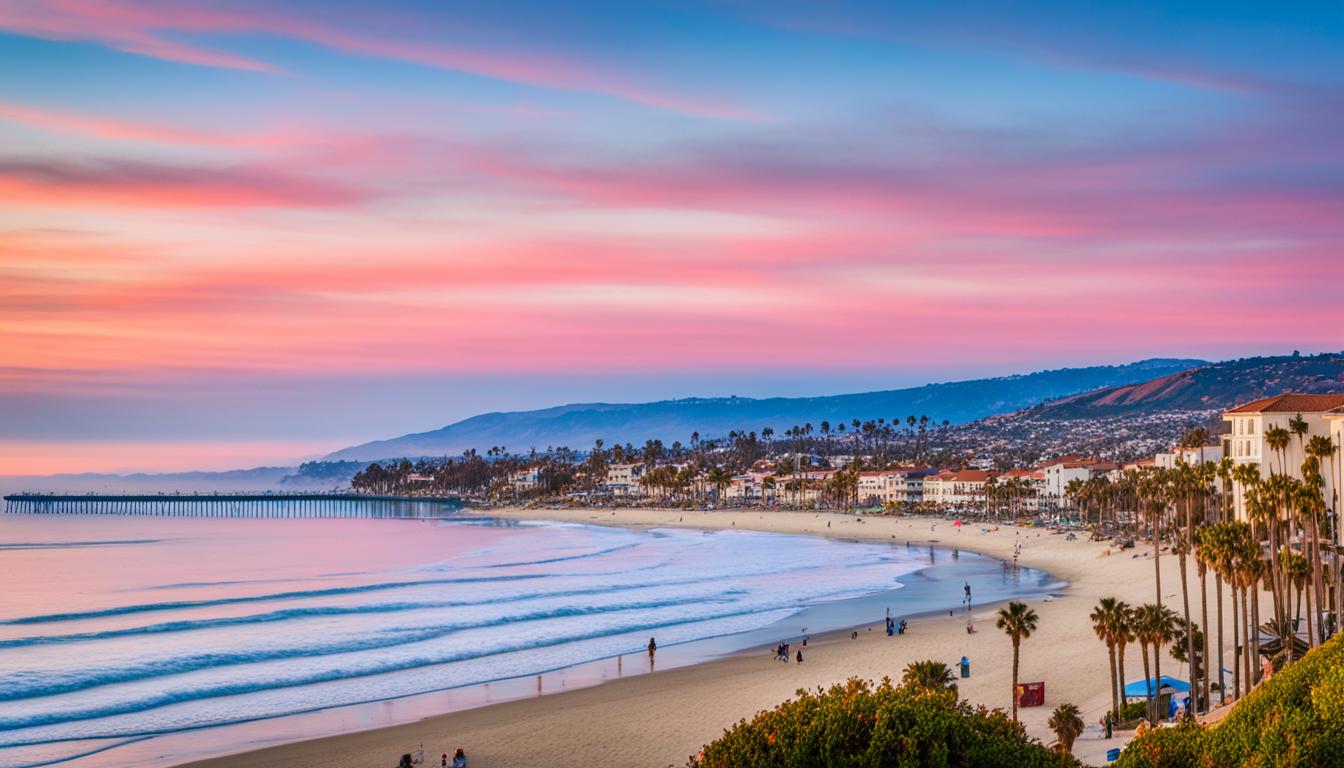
[[854, 467, 933, 506], [1223, 393, 1344, 524], [509, 466, 542, 494], [923, 469, 992, 508], [604, 463, 647, 497], [1038, 456, 1114, 503], [1155, 444, 1224, 469], [1327, 407, 1344, 516], [995, 468, 1046, 511]]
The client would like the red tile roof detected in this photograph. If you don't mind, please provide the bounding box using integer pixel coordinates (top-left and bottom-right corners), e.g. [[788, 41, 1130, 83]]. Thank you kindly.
[[1225, 393, 1344, 414]]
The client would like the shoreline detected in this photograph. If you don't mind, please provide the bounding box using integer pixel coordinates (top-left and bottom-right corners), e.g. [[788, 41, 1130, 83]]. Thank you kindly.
[[172, 509, 1194, 768]]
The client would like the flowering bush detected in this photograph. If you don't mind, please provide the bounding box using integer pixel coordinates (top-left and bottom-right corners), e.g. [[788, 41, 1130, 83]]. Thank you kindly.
[[690, 677, 1077, 767], [1116, 631, 1344, 767]]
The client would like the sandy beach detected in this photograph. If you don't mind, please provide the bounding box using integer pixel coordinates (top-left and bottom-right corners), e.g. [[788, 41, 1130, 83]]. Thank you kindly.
[[181, 509, 1235, 768]]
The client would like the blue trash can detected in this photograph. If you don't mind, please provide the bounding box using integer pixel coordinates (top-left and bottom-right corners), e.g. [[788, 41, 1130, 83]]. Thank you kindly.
[[959, 656, 970, 678], [1106, 748, 1120, 762]]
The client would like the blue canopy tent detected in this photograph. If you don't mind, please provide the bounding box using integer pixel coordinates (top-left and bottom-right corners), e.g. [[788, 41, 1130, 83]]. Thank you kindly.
[[1123, 676, 1191, 699]]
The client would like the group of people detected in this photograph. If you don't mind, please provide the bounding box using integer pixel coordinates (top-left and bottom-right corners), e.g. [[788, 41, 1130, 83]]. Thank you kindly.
[[884, 616, 907, 636], [398, 746, 466, 768], [773, 641, 802, 663]]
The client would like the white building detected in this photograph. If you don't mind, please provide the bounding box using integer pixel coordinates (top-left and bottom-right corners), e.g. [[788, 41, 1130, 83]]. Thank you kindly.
[[923, 469, 992, 507], [1223, 393, 1344, 525], [1038, 456, 1115, 502], [604, 463, 647, 497], [1155, 444, 1224, 469], [509, 466, 542, 494]]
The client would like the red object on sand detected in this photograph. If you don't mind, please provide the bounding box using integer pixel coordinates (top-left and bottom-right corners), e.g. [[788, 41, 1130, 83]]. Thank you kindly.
[[1016, 682, 1045, 707]]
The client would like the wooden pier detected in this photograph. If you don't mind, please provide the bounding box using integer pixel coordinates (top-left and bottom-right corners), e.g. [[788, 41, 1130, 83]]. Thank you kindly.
[[1, 493, 465, 518]]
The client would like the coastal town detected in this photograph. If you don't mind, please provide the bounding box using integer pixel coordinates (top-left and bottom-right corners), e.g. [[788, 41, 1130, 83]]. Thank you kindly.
[[347, 394, 1344, 529]]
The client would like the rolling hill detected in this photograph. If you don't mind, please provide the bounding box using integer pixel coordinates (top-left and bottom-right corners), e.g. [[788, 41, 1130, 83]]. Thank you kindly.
[[1020, 353, 1344, 419], [326, 358, 1204, 461]]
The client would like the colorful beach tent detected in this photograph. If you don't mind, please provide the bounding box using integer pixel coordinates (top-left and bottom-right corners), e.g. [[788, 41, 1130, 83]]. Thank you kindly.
[[1123, 676, 1191, 698]]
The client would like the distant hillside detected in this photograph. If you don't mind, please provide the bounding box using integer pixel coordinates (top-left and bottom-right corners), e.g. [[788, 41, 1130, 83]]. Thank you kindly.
[[1023, 353, 1344, 419], [327, 358, 1204, 461], [0, 466, 296, 495]]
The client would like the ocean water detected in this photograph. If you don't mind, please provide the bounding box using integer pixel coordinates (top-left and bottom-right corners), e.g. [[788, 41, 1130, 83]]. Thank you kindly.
[[0, 513, 1061, 768]]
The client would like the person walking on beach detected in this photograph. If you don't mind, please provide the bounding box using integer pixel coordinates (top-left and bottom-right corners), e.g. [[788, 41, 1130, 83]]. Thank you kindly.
[[647, 637, 656, 659], [963, 581, 972, 607], [795, 649, 803, 663]]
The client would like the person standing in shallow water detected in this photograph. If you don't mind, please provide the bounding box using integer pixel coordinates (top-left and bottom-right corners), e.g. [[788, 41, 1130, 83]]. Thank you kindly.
[[647, 637, 656, 663]]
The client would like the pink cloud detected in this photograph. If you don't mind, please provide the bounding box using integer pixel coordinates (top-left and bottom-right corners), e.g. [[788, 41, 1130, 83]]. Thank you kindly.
[[0, 158, 366, 208], [0, 101, 316, 149]]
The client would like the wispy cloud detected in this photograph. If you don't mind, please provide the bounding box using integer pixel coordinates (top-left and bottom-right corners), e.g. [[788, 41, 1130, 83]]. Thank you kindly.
[[0, 158, 367, 208], [0, 0, 755, 119]]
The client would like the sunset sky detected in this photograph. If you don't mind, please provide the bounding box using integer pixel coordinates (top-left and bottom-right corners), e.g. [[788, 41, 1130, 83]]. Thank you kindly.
[[3, 1, 1343, 473]]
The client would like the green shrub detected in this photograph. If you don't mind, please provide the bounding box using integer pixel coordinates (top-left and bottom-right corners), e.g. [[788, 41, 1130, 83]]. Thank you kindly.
[[1113, 722, 1204, 768], [1112, 700, 1147, 726], [691, 677, 1078, 767], [1116, 632, 1344, 768]]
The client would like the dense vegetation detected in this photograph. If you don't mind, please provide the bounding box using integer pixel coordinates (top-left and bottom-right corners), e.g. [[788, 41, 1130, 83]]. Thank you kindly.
[[1115, 632, 1344, 768], [690, 677, 1079, 768]]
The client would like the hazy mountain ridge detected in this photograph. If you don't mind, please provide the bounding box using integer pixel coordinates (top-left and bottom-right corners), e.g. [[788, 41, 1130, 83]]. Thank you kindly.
[[0, 467, 297, 495], [1018, 353, 1344, 419], [326, 358, 1205, 461]]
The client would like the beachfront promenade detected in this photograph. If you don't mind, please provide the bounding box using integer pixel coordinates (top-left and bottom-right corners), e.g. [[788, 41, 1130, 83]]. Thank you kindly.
[[1, 493, 463, 517]]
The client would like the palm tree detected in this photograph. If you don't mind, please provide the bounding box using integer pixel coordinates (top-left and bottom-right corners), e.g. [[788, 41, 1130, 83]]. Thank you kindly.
[[1138, 468, 1169, 614], [1113, 601, 1135, 710], [1091, 597, 1123, 719], [706, 466, 732, 505], [1048, 703, 1085, 754], [1134, 602, 1177, 724], [901, 659, 956, 692], [996, 600, 1039, 723], [1305, 434, 1338, 641], [1238, 550, 1265, 687]]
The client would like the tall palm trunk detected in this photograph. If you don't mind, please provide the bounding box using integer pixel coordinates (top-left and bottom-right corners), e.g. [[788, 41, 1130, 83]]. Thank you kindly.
[[1011, 638, 1021, 723], [1108, 642, 1120, 721], [1153, 630, 1164, 722], [1240, 582, 1252, 692], [1153, 504, 1163, 609], [1266, 519, 1284, 628], [1250, 581, 1261, 684], [1179, 502, 1197, 710], [1199, 565, 1210, 712], [1305, 578, 1316, 651], [1309, 512, 1324, 646], [1217, 573, 1228, 703], [1178, 547, 1196, 709], [1140, 640, 1154, 724], [1117, 639, 1128, 701], [1230, 579, 1241, 699]]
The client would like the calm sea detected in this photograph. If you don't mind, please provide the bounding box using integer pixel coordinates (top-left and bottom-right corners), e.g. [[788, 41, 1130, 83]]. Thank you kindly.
[[0, 512, 1061, 768]]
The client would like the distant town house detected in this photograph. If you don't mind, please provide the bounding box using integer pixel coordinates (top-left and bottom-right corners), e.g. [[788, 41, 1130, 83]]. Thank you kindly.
[[604, 463, 647, 497], [923, 469, 993, 507]]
